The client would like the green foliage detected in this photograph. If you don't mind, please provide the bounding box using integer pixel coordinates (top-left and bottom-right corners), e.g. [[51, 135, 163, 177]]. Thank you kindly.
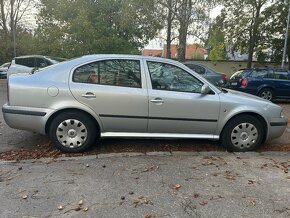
[[222, 0, 270, 66], [207, 15, 226, 60], [259, 1, 289, 63], [191, 51, 204, 60], [34, 0, 162, 58]]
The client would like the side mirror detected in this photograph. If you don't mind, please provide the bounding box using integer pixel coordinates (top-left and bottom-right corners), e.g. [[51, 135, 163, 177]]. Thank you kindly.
[[201, 84, 210, 94]]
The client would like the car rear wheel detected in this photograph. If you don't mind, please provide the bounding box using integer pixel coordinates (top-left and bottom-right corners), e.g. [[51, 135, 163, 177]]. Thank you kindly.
[[221, 115, 264, 152], [258, 88, 274, 101], [49, 111, 97, 152]]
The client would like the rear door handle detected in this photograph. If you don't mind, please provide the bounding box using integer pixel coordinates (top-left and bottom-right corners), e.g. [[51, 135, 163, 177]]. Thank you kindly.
[[82, 92, 96, 99], [150, 98, 164, 104]]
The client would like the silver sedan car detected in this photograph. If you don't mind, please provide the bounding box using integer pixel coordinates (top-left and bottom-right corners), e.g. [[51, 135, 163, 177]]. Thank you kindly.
[[2, 55, 288, 152]]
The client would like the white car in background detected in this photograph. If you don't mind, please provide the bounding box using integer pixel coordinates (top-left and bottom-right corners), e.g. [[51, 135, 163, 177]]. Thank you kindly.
[[7, 55, 66, 77], [0, 62, 10, 78]]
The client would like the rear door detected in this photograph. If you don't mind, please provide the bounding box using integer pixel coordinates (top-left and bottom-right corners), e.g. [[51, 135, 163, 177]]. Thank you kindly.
[[69, 58, 148, 133], [271, 70, 290, 98]]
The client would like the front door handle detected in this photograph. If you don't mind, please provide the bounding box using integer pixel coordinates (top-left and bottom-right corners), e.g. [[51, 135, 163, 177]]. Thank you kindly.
[[82, 92, 96, 99], [150, 98, 164, 104]]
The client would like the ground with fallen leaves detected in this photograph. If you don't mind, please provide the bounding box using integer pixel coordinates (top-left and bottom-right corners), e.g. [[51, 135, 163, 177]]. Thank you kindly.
[[0, 152, 289, 217]]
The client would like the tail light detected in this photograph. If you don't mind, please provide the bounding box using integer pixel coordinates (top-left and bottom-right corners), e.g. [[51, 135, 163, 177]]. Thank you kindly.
[[6, 78, 9, 105], [241, 78, 248, 87], [221, 73, 227, 81]]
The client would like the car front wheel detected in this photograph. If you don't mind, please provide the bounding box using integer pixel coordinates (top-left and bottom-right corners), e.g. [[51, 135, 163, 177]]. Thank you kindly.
[[49, 111, 97, 152], [221, 115, 264, 152]]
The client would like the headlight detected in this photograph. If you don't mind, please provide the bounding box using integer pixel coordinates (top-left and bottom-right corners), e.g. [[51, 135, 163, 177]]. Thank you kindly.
[[281, 110, 286, 118]]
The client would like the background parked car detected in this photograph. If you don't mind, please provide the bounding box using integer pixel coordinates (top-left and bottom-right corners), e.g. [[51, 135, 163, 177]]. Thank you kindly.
[[2, 55, 287, 153], [184, 63, 228, 87], [0, 62, 10, 78], [228, 68, 290, 101], [7, 55, 66, 77]]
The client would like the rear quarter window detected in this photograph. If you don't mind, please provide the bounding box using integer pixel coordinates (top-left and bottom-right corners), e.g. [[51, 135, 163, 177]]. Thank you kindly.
[[272, 71, 289, 80]]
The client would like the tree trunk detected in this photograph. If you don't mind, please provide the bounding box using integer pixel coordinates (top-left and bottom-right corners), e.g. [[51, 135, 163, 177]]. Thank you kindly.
[[247, 5, 261, 68], [177, 0, 191, 62], [287, 30, 290, 70], [178, 27, 187, 62], [166, 0, 172, 59], [0, 0, 9, 34]]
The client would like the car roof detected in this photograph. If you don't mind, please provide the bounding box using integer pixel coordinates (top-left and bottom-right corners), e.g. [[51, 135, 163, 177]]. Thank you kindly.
[[65, 54, 183, 66], [241, 67, 288, 71]]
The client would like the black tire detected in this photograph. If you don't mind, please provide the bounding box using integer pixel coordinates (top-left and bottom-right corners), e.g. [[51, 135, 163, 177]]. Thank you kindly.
[[258, 88, 274, 101], [221, 115, 264, 152], [49, 111, 97, 153]]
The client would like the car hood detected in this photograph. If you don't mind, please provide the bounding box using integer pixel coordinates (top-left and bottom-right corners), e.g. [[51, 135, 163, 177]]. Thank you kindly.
[[222, 88, 270, 104]]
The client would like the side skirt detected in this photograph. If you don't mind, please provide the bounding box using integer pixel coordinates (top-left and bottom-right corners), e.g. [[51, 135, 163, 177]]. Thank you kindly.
[[101, 132, 219, 140]]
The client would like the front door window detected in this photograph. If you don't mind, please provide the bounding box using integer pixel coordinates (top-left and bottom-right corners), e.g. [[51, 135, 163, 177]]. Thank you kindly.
[[147, 61, 203, 93]]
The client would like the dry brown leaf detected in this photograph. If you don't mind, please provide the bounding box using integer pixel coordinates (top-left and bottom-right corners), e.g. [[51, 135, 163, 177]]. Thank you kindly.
[[74, 206, 81, 211], [169, 184, 182, 190], [251, 199, 256, 206], [199, 200, 208, 206], [248, 179, 256, 185]]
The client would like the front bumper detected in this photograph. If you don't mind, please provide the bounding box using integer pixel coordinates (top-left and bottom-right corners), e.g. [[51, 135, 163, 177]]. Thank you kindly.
[[267, 117, 288, 141], [2, 104, 55, 135]]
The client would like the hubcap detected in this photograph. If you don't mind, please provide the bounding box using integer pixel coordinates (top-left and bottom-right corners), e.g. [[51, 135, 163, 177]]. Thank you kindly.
[[231, 123, 258, 149], [260, 90, 272, 100], [56, 119, 87, 148]]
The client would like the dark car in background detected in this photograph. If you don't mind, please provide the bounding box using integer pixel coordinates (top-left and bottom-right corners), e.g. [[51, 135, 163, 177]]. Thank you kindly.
[[228, 68, 290, 101], [184, 63, 228, 87]]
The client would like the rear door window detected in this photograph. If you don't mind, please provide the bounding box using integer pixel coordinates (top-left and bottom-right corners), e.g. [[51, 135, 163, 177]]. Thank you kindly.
[[250, 70, 268, 78], [15, 57, 35, 68], [73, 59, 142, 88]]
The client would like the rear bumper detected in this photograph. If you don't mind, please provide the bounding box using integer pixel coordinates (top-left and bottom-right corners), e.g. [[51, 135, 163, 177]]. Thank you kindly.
[[2, 104, 55, 134]]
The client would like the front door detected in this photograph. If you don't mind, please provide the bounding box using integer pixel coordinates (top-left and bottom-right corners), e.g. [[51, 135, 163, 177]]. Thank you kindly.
[[145, 61, 220, 136]]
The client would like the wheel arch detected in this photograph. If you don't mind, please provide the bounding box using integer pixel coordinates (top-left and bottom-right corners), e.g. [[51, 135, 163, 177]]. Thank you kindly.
[[220, 112, 268, 143], [257, 85, 275, 95], [45, 108, 101, 137]]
